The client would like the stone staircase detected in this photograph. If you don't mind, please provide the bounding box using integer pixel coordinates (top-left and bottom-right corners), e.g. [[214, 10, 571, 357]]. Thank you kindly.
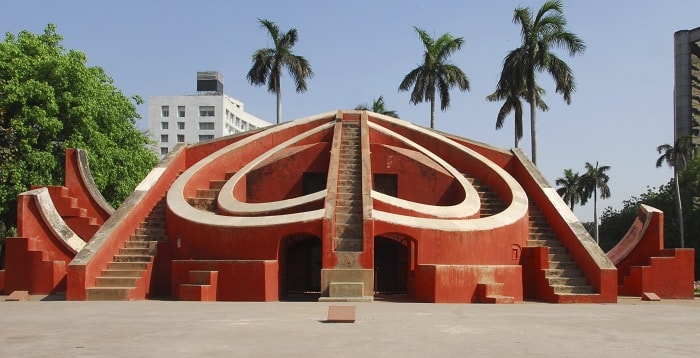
[[187, 172, 235, 212], [527, 203, 596, 298], [43, 186, 101, 241], [334, 121, 363, 252], [86, 198, 168, 300], [464, 176, 506, 218]]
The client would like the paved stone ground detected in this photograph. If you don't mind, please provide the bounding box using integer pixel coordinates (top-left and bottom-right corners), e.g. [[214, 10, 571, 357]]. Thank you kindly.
[[1, 295, 699, 357]]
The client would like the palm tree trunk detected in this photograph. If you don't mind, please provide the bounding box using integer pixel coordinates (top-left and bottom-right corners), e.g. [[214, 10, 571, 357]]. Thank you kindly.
[[593, 187, 599, 244], [529, 91, 537, 165], [674, 170, 685, 248], [430, 99, 435, 129], [276, 85, 282, 124]]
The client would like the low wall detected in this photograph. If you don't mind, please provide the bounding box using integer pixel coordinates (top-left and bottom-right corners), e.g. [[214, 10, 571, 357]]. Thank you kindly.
[[414, 264, 522, 303], [171, 260, 278, 301]]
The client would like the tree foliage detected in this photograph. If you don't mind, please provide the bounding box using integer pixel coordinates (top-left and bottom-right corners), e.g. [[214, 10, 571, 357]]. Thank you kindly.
[[355, 96, 399, 118], [0, 24, 158, 228], [499, 0, 584, 164], [247, 19, 313, 124], [399, 27, 470, 129]]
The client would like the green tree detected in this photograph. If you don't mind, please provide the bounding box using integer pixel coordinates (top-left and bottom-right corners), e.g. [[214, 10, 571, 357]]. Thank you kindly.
[[355, 96, 399, 118], [581, 161, 611, 244], [486, 71, 548, 148], [247, 19, 314, 124], [656, 136, 696, 248], [502, 0, 585, 164], [0, 24, 158, 229], [555, 168, 584, 211], [399, 27, 470, 129]]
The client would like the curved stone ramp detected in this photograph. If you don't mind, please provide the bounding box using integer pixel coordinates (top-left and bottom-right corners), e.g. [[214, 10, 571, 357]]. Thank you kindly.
[[607, 204, 695, 298], [19, 187, 86, 253], [168, 112, 337, 227], [367, 116, 529, 231], [69, 148, 115, 220]]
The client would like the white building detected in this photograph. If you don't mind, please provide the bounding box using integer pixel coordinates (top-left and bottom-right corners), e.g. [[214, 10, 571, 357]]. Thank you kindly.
[[148, 71, 272, 157]]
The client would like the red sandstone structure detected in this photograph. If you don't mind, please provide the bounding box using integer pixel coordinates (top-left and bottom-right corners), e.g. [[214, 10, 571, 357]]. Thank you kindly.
[[0, 111, 694, 302]]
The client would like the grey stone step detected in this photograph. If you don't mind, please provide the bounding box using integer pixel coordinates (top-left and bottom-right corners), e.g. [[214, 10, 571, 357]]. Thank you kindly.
[[95, 276, 139, 287], [130, 234, 168, 242], [113, 255, 152, 263], [196, 188, 220, 199], [548, 261, 578, 270], [119, 247, 151, 256], [334, 238, 362, 252], [552, 285, 596, 294], [547, 276, 589, 286], [101, 269, 144, 277], [86, 287, 132, 301], [527, 239, 562, 247], [548, 253, 571, 262], [336, 213, 362, 225], [124, 241, 151, 249], [544, 268, 582, 278], [107, 261, 148, 270], [337, 192, 361, 200], [134, 227, 166, 236], [336, 224, 362, 238]]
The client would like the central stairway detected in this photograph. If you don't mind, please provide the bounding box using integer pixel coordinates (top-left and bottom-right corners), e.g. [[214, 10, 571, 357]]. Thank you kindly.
[[334, 121, 363, 252]]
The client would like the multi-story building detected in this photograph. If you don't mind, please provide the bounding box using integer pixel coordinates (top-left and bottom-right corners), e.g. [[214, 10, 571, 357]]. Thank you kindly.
[[674, 27, 700, 147], [148, 71, 271, 157]]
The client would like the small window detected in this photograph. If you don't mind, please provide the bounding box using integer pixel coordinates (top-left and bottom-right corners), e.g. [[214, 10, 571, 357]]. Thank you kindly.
[[199, 122, 215, 130], [161, 121, 169, 130], [161, 134, 168, 143], [199, 106, 215, 117], [178, 106, 185, 117], [177, 134, 185, 142], [177, 122, 185, 130], [160, 147, 168, 155], [161, 106, 169, 117], [198, 135, 214, 142]]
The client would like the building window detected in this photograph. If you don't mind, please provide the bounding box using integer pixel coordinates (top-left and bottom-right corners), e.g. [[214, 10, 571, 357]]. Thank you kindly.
[[178, 106, 185, 117], [177, 134, 185, 142], [177, 122, 185, 130], [199, 122, 215, 130], [161, 121, 169, 130], [198, 135, 214, 142], [161, 134, 168, 143], [199, 106, 215, 117], [160, 147, 168, 155], [161, 106, 169, 117]]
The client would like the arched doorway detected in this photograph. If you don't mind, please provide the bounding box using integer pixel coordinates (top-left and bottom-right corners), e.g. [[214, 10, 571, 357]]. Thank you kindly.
[[374, 235, 411, 296], [281, 235, 321, 301]]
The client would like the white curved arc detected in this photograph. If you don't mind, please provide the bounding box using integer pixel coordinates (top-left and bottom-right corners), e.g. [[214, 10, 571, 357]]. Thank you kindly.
[[167, 113, 336, 228], [217, 121, 335, 216], [25, 187, 86, 253], [368, 121, 480, 219], [368, 116, 529, 230]]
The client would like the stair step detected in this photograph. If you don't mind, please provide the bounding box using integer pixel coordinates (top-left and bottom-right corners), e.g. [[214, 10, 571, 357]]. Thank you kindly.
[[86, 287, 132, 301], [113, 255, 152, 263], [196, 188, 220, 199], [552, 285, 596, 294], [336, 224, 362, 238], [95, 276, 139, 287], [336, 213, 362, 225], [209, 180, 227, 190], [107, 261, 149, 270], [101, 269, 144, 277], [548, 261, 578, 270], [334, 238, 362, 252], [547, 276, 589, 286], [124, 241, 151, 249], [119, 247, 152, 256]]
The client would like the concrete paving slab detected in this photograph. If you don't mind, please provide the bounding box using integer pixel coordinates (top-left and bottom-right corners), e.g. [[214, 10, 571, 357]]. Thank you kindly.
[[0, 296, 699, 357]]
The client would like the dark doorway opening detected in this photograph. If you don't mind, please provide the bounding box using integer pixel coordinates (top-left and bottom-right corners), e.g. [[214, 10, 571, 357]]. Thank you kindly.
[[302, 172, 327, 194], [282, 235, 321, 301], [374, 236, 409, 295], [373, 174, 398, 197]]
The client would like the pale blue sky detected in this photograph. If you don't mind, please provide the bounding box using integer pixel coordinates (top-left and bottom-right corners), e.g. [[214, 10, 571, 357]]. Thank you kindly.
[[2, 0, 699, 222]]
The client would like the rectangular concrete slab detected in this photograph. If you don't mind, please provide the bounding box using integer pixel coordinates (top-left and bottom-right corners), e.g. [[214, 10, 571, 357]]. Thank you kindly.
[[326, 305, 356, 323]]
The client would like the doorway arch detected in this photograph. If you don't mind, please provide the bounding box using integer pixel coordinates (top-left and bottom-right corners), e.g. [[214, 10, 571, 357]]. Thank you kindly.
[[374, 234, 412, 296], [280, 234, 321, 301]]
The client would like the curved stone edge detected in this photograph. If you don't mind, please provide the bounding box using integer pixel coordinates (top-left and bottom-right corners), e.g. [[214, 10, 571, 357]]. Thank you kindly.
[[368, 121, 480, 219], [606, 204, 657, 265], [218, 122, 334, 215], [368, 116, 528, 230], [74, 149, 115, 216], [20, 187, 85, 254], [168, 113, 335, 227]]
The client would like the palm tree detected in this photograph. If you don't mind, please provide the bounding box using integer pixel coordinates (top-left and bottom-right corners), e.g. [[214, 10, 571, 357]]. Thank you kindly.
[[656, 136, 695, 248], [247, 19, 314, 124], [503, 0, 585, 164], [581, 161, 611, 244], [355, 96, 399, 118], [486, 70, 548, 148], [399, 27, 470, 129], [555, 168, 584, 212]]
